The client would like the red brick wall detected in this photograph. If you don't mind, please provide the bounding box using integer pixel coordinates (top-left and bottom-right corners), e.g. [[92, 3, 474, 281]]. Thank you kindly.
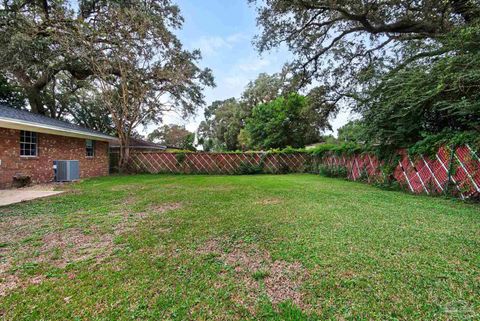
[[0, 128, 109, 188]]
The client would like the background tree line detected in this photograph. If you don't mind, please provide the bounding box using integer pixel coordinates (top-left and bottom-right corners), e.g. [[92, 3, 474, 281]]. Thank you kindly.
[[197, 72, 336, 151], [147, 124, 196, 151]]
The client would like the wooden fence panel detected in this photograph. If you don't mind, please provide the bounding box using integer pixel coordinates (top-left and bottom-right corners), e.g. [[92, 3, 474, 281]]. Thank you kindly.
[[123, 144, 479, 199], [127, 152, 309, 175], [317, 144, 479, 199]]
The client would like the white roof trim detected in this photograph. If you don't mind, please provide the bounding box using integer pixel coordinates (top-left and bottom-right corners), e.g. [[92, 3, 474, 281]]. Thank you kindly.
[[0, 117, 114, 141]]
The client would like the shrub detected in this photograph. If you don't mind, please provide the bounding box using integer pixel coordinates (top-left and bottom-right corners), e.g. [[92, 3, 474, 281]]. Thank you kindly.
[[236, 162, 264, 175], [175, 152, 187, 164], [318, 165, 348, 178], [276, 163, 291, 174], [308, 142, 362, 157]]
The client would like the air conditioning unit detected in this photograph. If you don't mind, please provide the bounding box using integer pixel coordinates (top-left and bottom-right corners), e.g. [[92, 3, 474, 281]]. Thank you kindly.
[[53, 160, 80, 182]]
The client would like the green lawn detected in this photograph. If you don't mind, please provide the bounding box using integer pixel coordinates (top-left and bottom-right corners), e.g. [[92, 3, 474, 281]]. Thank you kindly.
[[0, 174, 479, 320]]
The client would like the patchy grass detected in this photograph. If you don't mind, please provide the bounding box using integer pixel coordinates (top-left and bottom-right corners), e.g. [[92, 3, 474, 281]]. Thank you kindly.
[[0, 174, 479, 320]]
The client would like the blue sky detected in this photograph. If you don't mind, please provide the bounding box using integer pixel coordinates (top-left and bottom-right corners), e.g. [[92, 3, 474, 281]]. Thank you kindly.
[[155, 0, 351, 136]]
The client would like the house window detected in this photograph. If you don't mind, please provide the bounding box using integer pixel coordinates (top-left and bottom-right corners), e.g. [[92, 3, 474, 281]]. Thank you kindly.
[[86, 139, 95, 157], [20, 131, 38, 157]]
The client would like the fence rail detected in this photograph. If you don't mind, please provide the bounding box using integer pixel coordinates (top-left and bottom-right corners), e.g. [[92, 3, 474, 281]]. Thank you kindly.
[[127, 151, 309, 175], [318, 144, 480, 199], [120, 144, 480, 199]]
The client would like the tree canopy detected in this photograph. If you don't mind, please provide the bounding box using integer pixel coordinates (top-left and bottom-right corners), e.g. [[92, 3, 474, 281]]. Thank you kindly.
[[0, 0, 213, 168], [252, 0, 480, 150], [337, 120, 366, 144], [244, 93, 323, 149], [362, 24, 480, 147], [0, 3, 212, 116], [197, 72, 334, 151], [197, 98, 243, 151], [148, 124, 196, 151], [0, 75, 25, 109], [251, 0, 478, 88]]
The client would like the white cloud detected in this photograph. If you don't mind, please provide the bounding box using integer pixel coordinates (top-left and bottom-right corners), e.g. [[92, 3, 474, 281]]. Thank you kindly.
[[191, 32, 248, 57], [236, 57, 271, 72], [225, 33, 249, 43], [224, 75, 249, 91]]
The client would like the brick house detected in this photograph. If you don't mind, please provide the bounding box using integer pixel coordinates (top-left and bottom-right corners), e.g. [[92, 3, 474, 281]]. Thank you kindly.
[[0, 104, 114, 188]]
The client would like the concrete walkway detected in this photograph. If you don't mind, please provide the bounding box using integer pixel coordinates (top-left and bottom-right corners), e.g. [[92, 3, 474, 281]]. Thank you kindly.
[[0, 186, 64, 207]]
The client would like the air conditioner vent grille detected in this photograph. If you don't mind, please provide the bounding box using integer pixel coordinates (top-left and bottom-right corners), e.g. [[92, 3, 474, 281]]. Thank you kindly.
[[54, 160, 80, 182]]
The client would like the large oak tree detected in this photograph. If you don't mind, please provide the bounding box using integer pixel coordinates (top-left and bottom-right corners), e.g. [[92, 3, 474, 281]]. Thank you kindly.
[[0, 0, 213, 169], [251, 0, 480, 105]]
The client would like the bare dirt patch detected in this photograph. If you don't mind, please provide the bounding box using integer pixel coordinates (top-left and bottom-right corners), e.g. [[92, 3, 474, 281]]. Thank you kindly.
[[109, 184, 147, 192], [148, 202, 182, 214], [0, 201, 182, 297], [0, 275, 20, 297], [118, 194, 139, 207], [0, 216, 46, 244], [18, 182, 66, 191], [196, 238, 223, 255], [254, 198, 283, 205], [39, 228, 115, 268], [197, 185, 235, 192], [197, 240, 309, 310]]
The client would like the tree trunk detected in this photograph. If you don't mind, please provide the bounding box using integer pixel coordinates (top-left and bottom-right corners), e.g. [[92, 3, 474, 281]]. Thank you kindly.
[[25, 87, 46, 115], [118, 134, 131, 173]]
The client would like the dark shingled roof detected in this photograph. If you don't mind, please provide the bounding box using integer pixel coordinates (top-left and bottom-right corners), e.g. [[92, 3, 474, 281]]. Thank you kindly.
[[110, 137, 167, 150], [0, 103, 112, 139]]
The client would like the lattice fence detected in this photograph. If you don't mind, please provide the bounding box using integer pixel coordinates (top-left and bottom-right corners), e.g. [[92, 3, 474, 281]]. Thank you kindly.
[[122, 144, 480, 199], [127, 151, 310, 175], [317, 144, 480, 199]]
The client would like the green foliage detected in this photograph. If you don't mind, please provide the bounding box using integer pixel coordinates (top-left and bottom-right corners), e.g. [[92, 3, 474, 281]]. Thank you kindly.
[[0, 75, 25, 109], [318, 165, 348, 178], [337, 120, 366, 144], [321, 135, 338, 145], [149, 125, 196, 151], [197, 98, 244, 151], [251, 270, 270, 281], [244, 93, 322, 149], [252, 1, 480, 155], [183, 133, 196, 151], [68, 88, 116, 135], [235, 162, 264, 175], [362, 24, 480, 149], [197, 73, 289, 152], [175, 152, 187, 164], [165, 149, 194, 153], [241, 72, 287, 108], [307, 143, 362, 157], [409, 131, 480, 157], [276, 146, 304, 154], [308, 144, 339, 157], [237, 129, 252, 151], [0, 0, 214, 161], [252, 0, 478, 114], [198, 72, 333, 151]]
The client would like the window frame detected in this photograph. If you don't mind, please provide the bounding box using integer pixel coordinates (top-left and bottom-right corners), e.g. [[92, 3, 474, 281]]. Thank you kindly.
[[86, 139, 95, 157], [20, 131, 38, 158]]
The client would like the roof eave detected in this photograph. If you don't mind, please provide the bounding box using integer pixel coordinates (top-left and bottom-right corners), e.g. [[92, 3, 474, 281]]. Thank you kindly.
[[0, 117, 115, 142], [110, 145, 167, 150]]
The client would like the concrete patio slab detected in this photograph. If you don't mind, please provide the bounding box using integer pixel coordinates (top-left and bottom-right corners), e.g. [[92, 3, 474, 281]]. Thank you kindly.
[[0, 189, 64, 207]]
